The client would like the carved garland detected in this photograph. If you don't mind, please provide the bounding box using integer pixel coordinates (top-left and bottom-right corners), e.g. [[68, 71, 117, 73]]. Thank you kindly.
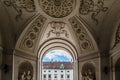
[[79, 0, 108, 24], [20, 15, 46, 52], [47, 22, 69, 38], [4, 0, 35, 21], [39, 0, 75, 18], [69, 17, 94, 52]]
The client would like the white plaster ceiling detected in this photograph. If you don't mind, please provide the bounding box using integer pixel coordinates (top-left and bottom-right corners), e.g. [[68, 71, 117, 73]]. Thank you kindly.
[[0, 0, 120, 52]]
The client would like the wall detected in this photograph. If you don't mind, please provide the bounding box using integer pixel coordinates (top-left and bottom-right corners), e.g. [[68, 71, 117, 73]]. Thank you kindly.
[[78, 52, 100, 80], [13, 50, 37, 80], [42, 69, 73, 80], [0, 47, 2, 80], [0, 31, 3, 80]]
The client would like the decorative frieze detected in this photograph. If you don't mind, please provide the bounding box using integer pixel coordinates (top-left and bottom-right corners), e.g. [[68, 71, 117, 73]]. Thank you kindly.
[[79, 0, 108, 24], [4, 0, 35, 21], [39, 0, 75, 18], [47, 22, 69, 38], [20, 15, 46, 52], [69, 17, 94, 52]]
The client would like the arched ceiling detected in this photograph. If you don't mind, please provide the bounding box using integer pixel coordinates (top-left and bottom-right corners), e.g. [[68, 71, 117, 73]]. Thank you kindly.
[[0, 0, 120, 53]]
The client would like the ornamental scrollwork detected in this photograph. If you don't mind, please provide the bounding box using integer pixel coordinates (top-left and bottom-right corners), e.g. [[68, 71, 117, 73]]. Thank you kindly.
[[112, 24, 120, 48], [79, 0, 108, 24], [47, 22, 69, 38], [39, 0, 76, 18], [20, 15, 46, 52], [69, 17, 94, 51], [3, 0, 35, 21]]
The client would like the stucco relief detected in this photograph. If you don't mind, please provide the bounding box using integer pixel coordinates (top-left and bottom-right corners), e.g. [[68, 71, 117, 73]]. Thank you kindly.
[[47, 22, 69, 38], [18, 61, 33, 80], [4, 0, 35, 21], [39, 0, 76, 18], [69, 17, 94, 52], [79, 0, 108, 24], [20, 15, 46, 52]]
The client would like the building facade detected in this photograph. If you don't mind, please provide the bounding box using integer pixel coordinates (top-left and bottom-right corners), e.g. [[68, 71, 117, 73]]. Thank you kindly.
[[42, 62, 73, 80]]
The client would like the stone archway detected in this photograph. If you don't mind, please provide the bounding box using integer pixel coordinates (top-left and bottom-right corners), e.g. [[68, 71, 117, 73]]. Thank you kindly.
[[37, 38, 78, 80]]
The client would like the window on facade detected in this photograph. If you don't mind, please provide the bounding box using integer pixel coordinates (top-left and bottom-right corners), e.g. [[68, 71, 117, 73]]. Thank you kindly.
[[42, 50, 73, 80], [61, 74, 64, 78], [55, 70, 57, 72], [44, 70, 46, 72], [67, 75, 70, 78], [43, 74, 46, 78], [54, 74, 57, 78], [48, 74, 51, 78]]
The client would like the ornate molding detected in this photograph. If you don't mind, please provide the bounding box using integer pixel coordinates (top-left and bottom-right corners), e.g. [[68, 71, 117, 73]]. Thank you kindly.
[[113, 24, 120, 48], [3, 0, 35, 21], [79, 0, 108, 24], [69, 17, 94, 52], [19, 15, 46, 53], [39, 0, 76, 18], [47, 22, 69, 38]]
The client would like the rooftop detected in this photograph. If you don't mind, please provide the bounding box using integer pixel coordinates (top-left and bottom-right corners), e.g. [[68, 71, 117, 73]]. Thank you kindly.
[[42, 62, 73, 69]]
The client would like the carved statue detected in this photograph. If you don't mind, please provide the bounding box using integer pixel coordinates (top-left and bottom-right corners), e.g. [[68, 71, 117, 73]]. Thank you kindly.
[[18, 61, 33, 80], [26, 70, 32, 80], [82, 69, 96, 80], [21, 72, 26, 80], [81, 63, 96, 80]]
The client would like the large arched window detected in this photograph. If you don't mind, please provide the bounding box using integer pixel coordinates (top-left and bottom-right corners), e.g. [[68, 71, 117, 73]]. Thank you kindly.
[[42, 50, 73, 80], [37, 38, 78, 80]]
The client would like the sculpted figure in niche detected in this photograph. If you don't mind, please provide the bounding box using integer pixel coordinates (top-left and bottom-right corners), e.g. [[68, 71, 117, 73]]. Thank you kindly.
[[26, 70, 32, 80], [18, 61, 33, 80], [82, 69, 96, 80], [21, 72, 26, 80], [81, 63, 96, 80]]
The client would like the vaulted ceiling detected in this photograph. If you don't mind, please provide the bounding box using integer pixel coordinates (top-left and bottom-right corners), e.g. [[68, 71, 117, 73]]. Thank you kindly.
[[0, 0, 120, 54]]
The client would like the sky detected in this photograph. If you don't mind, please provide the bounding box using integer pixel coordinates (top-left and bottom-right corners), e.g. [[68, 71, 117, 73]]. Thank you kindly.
[[42, 50, 73, 62]]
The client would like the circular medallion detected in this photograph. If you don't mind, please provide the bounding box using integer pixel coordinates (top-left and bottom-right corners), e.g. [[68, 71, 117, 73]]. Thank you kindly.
[[39, 0, 76, 18]]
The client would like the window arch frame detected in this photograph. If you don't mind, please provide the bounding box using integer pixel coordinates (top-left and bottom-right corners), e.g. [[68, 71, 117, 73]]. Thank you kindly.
[[37, 38, 78, 80]]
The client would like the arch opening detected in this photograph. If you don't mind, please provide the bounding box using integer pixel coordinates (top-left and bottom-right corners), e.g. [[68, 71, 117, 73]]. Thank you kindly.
[[37, 39, 78, 80], [42, 49, 74, 80]]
